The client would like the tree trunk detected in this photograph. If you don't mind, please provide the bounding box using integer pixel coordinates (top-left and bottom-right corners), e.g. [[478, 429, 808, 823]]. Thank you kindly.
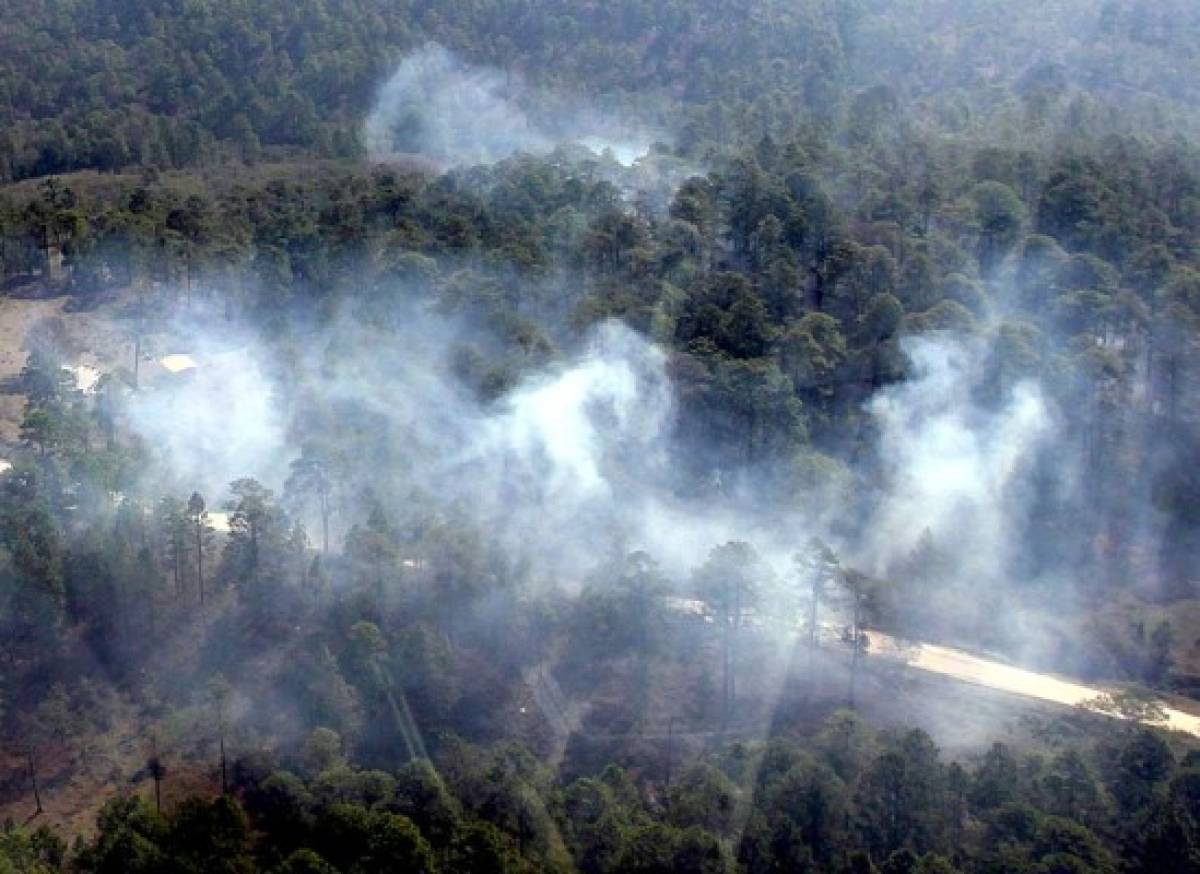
[[27, 750, 42, 814], [808, 579, 821, 694], [320, 490, 330, 555], [721, 611, 731, 730], [133, 295, 142, 390], [664, 717, 675, 801], [250, 522, 259, 581], [195, 522, 205, 605], [173, 536, 181, 596], [636, 582, 649, 720], [730, 579, 742, 719], [849, 592, 863, 709]]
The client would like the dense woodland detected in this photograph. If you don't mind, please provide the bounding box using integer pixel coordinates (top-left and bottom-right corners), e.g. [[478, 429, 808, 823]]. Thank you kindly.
[[5, 0, 1200, 180], [11, 716, 1200, 874], [4, 0, 1200, 872]]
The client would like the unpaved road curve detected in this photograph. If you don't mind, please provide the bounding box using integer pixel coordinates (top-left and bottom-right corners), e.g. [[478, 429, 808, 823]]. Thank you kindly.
[[865, 630, 1200, 737]]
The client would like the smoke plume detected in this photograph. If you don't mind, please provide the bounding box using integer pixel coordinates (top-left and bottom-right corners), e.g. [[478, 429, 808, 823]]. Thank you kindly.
[[861, 335, 1058, 586], [364, 44, 653, 168]]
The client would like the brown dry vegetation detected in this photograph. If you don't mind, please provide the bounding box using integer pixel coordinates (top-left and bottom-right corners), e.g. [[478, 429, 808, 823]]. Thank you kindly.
[[0, 697, 219, 838], [0, 285, 130, 444]]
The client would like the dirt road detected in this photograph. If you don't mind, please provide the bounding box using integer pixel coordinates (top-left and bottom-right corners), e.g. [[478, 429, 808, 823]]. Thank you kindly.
[[864, 629, 1200, 736]]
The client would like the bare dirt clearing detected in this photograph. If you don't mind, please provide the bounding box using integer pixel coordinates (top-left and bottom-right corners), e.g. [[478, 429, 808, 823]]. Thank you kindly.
[[0, 294, 67, 442], [0, 288, 130, 442]]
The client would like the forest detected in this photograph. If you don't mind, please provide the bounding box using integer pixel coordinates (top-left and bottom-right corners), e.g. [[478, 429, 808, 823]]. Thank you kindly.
[[3, 0, 1200, 872]]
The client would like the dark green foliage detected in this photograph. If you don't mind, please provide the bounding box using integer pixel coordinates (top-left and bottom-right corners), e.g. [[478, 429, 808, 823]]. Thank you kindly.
[[1107, 729, 1174, 815], [29, 710, 1197, 874], [855, 730, 944, 858], [77, 796, 169, 874], [272, 849, 338, 874], [167, 795, 255, 874]]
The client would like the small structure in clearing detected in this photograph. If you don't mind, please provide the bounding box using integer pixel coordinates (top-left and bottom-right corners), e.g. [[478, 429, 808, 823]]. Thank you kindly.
[[208, 511, 232, 534], [662, 596, 714, 624], [159, 354, 199, 374], [63, 364, 102, 394]]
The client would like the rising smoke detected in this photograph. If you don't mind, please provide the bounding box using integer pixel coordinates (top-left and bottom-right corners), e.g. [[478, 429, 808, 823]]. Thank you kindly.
[[124, 332, 293, 497], [120, 42, 1098, 675], [364, 44, 654, 168], [121, 299, 795, 585], [860, 335, 1057, 587], [111, 290, 1100, 722]]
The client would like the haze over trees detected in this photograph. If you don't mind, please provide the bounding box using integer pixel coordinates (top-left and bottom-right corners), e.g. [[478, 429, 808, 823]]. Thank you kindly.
[[3, 1, 1200, 872]]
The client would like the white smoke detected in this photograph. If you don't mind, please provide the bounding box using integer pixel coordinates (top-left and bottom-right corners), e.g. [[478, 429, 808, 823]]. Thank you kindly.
[[364, 44, 652, 168], [118, 301, 812, 584], [120, 307, 1064, 614], [474, 322, 672, 502], [124, 346, 291, 496], [860, 336, 1056, 584]]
